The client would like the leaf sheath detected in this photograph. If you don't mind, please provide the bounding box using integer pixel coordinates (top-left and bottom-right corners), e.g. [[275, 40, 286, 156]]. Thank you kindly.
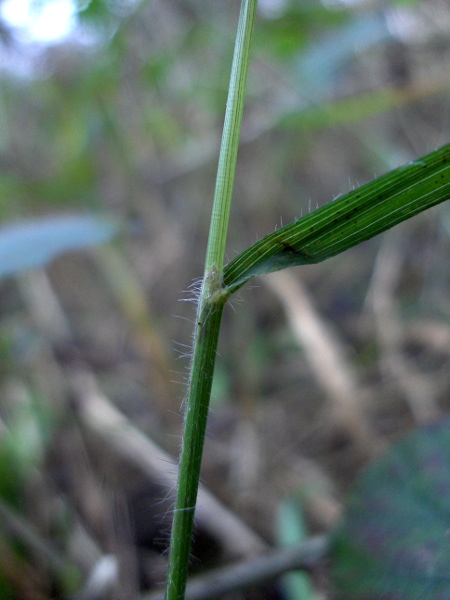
[[166, 299, 225, 600]]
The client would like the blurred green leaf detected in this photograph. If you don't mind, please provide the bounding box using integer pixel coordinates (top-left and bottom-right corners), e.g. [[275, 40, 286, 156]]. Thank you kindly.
[[0, 574, 15, 600], [279, 83, 447, 132], [0, 392, 51, 508], [331, 417, 450, 599], [0, 214, 120, 280], [256, 3, 351, 59], [277, 498, 314, 600]]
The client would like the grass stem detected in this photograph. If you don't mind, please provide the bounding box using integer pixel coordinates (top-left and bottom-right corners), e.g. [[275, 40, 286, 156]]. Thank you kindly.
[[165, 3, 257, 599]]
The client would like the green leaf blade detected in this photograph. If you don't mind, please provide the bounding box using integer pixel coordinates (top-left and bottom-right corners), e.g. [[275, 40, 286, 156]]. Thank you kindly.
[[223, 144, 450, 294]]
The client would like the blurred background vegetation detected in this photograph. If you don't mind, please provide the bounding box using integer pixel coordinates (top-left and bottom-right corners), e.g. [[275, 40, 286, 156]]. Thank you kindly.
[[0, 0, 449, 598]]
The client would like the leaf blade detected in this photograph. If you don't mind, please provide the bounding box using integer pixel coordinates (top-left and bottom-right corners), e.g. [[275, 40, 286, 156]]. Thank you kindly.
[[223, 144, 450, 294]]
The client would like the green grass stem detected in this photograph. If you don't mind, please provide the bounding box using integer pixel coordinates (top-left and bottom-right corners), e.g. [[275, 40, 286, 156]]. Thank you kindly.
[[165, 2, 257, 599]]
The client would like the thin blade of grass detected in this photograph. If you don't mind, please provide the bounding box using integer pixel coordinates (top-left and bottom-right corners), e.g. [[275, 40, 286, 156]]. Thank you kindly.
[[223, 144, 450, 294], [277, 498, 315, 600]]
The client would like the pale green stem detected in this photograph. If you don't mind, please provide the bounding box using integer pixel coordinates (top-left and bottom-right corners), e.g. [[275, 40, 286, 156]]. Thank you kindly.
[[204, 0, 257, 283]]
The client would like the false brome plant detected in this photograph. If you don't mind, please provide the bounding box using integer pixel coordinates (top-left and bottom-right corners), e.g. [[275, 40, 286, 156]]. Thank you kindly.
[[165, 2, 450, 599]]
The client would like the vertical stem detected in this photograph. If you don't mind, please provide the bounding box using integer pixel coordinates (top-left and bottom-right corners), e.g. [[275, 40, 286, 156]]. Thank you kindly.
[[204, 0, 257, 281], [166, 294, 225, 600], [165, 2, 257, 599]]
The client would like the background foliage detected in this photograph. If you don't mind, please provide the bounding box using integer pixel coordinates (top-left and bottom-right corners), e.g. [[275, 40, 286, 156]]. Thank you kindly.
[[0, 0, 449, 598]]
